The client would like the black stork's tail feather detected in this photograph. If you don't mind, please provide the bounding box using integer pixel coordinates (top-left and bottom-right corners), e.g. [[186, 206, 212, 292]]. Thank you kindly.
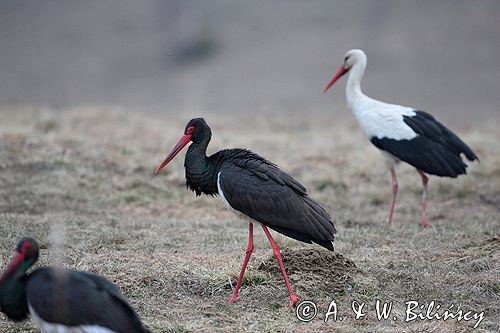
[[372, 110, 478, 178], [216, 149, 336, 251], [269, 196, 336, 251]]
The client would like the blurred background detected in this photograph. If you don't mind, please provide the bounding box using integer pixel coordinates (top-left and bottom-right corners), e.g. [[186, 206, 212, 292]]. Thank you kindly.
[[1, 0, 499, 121]]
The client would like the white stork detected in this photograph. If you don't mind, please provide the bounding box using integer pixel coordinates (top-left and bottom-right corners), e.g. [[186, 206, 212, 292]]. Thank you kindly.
[[324, 49, 478, 228]]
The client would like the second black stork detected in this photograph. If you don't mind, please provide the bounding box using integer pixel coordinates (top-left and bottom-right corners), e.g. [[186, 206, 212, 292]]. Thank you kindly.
[[154, 118, 336, 307], [324, 49, 478, 228], [0, 237, 151, 333]]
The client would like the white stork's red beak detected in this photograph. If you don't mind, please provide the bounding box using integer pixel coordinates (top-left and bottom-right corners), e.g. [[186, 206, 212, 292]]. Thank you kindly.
[[323, 65, 349, 93], [154, 133, 192, 174]]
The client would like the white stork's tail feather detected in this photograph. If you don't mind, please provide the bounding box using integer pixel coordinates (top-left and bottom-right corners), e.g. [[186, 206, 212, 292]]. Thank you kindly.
[[371, 111, 478, 178], [405, 111, 478, 161]]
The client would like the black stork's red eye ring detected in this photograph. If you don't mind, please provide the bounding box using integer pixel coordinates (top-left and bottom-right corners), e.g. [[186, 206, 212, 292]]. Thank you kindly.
[[186, 126, 195, 135], [22, 241, 32, 253]]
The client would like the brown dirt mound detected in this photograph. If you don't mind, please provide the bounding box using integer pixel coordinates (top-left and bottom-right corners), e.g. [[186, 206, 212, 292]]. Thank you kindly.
[[258, 248, 360, 294], [478, 235, 500, 250], [431, 236, 500, 273]]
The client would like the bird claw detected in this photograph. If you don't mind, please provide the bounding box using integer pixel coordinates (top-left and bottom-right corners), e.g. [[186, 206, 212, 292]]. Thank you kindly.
[[227, 295, 240, 303], [419, 220, 428, 230], [288, 294, 301, 308]]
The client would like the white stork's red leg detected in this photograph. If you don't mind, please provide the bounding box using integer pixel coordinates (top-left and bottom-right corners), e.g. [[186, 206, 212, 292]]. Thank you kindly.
[[418, 170, 429, 228], [261, 225, 300, 307], [388, 167, 399, 225], [228, 223, 254, 303]]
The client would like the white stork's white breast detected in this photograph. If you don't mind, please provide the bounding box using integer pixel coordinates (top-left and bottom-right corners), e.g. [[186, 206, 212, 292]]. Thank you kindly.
[[29, 304, 117, 333], [355, 100, 418, 141]]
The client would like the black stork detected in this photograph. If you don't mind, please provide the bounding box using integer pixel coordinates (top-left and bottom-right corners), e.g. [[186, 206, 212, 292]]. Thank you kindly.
[[323, 49, 478, 228], [154, 118, 336, 307], [0, 237, 151, 333]]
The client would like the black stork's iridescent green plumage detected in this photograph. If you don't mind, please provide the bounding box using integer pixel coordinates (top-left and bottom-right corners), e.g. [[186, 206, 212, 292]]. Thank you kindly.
[[154, 118, 336, 307], [0, 238, 151, 333]]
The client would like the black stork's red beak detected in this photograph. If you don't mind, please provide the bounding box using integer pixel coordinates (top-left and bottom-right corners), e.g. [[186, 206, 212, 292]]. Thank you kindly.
[[323, 65, 349, 93], [154, 133, 192, 174], [0, 251, 24, 284]]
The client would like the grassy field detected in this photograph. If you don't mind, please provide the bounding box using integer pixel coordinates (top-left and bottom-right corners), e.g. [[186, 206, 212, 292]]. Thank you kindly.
[[0, 107, 498, 332]]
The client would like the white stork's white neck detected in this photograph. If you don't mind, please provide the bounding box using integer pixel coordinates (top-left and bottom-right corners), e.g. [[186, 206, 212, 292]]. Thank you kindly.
[[336, 49, 418, 142], [345, 53, 369, 117]]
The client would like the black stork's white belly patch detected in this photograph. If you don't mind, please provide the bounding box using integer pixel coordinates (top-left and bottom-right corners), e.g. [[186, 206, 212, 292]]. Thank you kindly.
[[29, 304, 117, 333]]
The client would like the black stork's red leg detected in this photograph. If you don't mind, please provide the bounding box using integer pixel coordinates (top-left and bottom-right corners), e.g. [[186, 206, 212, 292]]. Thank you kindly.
[[228, 223, 254, 303], [261, 225, 300, 307], [154, 118, 336, 307]]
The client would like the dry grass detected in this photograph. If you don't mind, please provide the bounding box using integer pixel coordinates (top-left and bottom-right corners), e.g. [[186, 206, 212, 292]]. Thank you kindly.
[[0, 106, 499, 332]]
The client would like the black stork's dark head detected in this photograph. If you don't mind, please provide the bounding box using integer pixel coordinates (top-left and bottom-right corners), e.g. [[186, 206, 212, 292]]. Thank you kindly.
[[154, 118, 211, 174], [0, 238, 39, 285], [323, 49, 366, 93]]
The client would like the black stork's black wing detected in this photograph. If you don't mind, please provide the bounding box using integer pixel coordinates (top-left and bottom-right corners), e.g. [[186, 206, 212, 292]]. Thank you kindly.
[[371, 110, 478, 177], [215, 149, 336, 251], [26, 267, 150, 333]]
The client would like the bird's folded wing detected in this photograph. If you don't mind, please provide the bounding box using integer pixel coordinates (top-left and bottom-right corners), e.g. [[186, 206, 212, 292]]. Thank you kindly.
[[219, 163, 335, 249], [27, 268, 147, 333]]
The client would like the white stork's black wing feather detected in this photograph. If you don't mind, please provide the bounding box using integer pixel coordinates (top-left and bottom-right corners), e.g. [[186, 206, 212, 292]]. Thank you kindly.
[[26, 267, 150, 333], [216, 149, 335, 251], [371, 111, 478, 177]]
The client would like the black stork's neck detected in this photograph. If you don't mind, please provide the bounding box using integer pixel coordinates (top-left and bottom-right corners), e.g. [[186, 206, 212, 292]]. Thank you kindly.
[[184, 131, 221, 196], [0, 258, 34, 321]]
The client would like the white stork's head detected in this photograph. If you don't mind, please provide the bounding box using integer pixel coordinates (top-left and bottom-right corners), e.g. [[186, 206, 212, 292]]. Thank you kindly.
[[324, 49, 367, 93], [343, 49, 367, 70]]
